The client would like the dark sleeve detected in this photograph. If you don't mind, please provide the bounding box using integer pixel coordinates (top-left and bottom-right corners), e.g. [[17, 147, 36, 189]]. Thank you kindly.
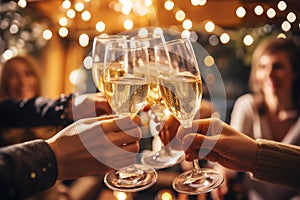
[[0, 139, 58, 200], [0, 95, 73, 128]]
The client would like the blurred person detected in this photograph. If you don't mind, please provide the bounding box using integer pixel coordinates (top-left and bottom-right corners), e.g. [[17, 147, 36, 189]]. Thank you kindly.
[[0, 114, 141, 200], [215, 37, 300, 199], [0, 55, 112, 200], [0, 55, 112, 144], [177, 118, 300, 191]]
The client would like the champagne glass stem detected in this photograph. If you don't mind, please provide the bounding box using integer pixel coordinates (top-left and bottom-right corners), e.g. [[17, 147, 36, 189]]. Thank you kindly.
[[192, 159, 202, 176]]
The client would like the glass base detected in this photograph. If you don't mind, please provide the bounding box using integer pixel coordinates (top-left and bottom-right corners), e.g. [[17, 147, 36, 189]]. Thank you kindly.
[[141, 149, 185, 169], [104, 164, 157, 192], [172, 168, 224, 194]]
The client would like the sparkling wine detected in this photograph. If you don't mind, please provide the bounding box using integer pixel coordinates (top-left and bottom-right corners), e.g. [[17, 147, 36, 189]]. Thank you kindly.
[[92, 63, 105, 92], [159, 72, 202, 125], [104, 76, 148, 115]]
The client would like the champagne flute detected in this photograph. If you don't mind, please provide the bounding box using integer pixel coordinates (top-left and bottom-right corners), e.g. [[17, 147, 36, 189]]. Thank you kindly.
[[103, 39, 157, 192], [136, 33, 185, 169], [155, 38, 224, 194], [91, 34, 127, 92]]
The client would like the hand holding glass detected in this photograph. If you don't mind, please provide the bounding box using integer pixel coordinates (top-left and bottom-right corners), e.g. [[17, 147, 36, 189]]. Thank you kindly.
[[103, 39, 157, 192], [155, 38, 223, 194]]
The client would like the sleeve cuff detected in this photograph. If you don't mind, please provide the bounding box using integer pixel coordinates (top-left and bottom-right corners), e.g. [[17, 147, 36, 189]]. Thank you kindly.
[[251, 139, 300, 190]]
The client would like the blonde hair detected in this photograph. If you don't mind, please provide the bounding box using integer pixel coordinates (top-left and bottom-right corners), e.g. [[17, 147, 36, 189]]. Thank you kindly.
[[0, 55, 41, 99]]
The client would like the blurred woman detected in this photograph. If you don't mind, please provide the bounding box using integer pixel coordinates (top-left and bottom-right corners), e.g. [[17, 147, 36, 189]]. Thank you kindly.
[[222, 38, 300, 200]]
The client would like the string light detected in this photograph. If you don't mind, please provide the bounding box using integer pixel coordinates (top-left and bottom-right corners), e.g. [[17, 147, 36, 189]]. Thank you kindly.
[[175, 10, 186, 21], [182, 19, 192, 30], [43, 29, 52, 40], [281, 21, 291, 32], [59, 27, 68, 37], [204, 21, 215, 32], [277, 1, 287, 11], [81, 10, 91, 21], [164, 0, 174, 10], [123, 19, 134, 30], [62, 0, 71, 9], [236, 6, 246, 18], [96, 21, 106, 32], [243, 34, 253, 46], [287, 12, 296, 23], [66, 9, 76, 18], [220, 32, 230, 44], [266, 8, 276, 18], [79, 33, 89, 47], [254, 5, 264, 16]]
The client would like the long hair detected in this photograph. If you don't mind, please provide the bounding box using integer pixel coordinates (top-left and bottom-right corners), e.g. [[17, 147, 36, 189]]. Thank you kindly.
[[249, 37, 300, 114], [0, 55, 41, 99]]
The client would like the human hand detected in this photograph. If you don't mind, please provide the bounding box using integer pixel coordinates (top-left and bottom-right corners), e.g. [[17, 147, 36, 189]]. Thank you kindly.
[[68, 93, 112, 120], [178, 118, 258, 173], [46, 115, 141, 180]]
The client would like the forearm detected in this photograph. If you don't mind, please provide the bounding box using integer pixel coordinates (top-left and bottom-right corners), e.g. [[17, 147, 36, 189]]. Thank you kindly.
[[251, 139, 300, 190], [0, 140, 58, 199]]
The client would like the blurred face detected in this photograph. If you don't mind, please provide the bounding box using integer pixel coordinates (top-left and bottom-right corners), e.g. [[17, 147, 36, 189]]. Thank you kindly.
[[6, 60, 38, 100], [255, 51, 296, 100]]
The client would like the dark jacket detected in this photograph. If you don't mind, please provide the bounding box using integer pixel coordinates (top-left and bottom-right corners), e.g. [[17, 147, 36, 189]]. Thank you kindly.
[[0, 139, 58, 200], [0, 95, 73, 129]]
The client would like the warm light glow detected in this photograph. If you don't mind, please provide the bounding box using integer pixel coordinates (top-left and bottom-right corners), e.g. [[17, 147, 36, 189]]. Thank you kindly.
[[59, 27, 68, 37], [182, 19, 192, 30], [164, 0, 174, 10], [69, 69, 80, 85], [254, 5, 264, 16], [243, 34, 254, 46], [175, 10, 186, 21], [62, 0, 71, 9], [204, 21, 215, 32], [287, 12, 296, 23], [81, 10, 91, 21], [220, 32, 230, 44], [281, 21, 291, 32], [83, 56, 93, 69], [67, 9, 76, 18], [59, 17, 68, 26], [3, 50, 14, 60], [199, 0, 206, 6], [161, 191, 172, 200], [123, 19, 133, 30], [144, 0, 152, 7], [18, 0, 27, 8], [191, 0, 200, 6], [153, 27, 163, 35], [122, 2, 132, 15], [75, 2, 85, 12], [277, 33, 287, 38], [114, 191, 127, 200], [236, 6, 246, 18], [181, 30, 191, 38], [266, 8, 276, 18], [9, 24, 19, 34], [96, 21, 105, 32], [79, 33, 89, 47], [43, 29, 52, 40], [204, 55, 214, 67], [277, 1, 287, 11], [138, 28, 149, 37]]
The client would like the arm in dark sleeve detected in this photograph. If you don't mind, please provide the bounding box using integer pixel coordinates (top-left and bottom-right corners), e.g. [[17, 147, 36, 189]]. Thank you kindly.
[[0, 95, 73, 128], [0, 139, 58, 200]]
